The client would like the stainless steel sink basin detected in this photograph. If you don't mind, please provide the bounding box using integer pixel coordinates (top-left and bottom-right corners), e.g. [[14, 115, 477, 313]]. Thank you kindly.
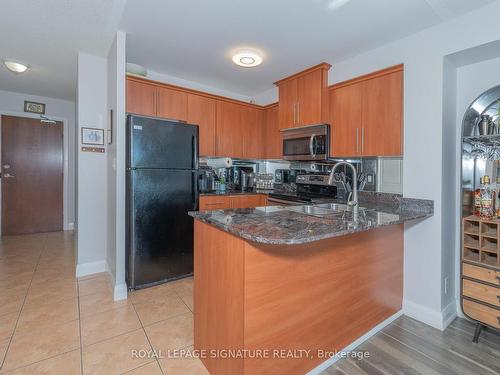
[[286, 205, 338, 216], [314, 203, 369, 211]]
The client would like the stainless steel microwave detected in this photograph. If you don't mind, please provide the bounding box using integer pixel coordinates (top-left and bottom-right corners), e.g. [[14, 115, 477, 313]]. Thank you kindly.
[[281, 124, 330, 161]]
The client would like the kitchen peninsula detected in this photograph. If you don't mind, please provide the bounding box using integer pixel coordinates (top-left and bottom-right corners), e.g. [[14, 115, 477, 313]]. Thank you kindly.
[[189, 194, 433, 375]]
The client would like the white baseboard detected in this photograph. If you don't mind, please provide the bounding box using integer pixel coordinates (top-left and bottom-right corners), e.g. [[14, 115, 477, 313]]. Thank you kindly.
[[306, 310, 403, 375], [64, 222, 75, 231], [403, 299, 457, 331], [441, 300, 458, 330], [76, 260, 107, 278], [105, 262, 128, 301]]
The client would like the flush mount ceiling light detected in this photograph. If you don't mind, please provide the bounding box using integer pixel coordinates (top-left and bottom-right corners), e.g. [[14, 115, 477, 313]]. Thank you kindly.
[[232, 50, 262, 68], [328, 0, 351, 10], [3, 59, 29, 73]]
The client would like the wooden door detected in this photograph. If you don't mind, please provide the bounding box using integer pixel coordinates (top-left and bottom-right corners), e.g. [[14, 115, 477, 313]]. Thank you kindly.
[[278, 79, 297, 129], [362, 71, 403, 156], [329, 84, 362, 157], [157, 86, 188, 121], [216, 101, 244, 158], [297, 69, 324, 126], [1, 116, 63, 235], [264, 105, 280, 159], [126, 79, 156, 116], [242, 107, 264, 159], [187, 94, 217, 156]]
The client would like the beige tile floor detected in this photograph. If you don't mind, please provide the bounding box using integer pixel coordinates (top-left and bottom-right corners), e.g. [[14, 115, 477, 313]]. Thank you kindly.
[[0, 231, 208, 375]]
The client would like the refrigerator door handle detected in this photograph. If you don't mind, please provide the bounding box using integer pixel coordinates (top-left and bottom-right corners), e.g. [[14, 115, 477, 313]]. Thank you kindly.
[[193, 170, 199, 210], [192, 135, 199, 170]]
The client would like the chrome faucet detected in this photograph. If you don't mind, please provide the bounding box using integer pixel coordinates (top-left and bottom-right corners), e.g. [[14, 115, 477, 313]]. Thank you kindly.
[[328, 162, 359, 212]]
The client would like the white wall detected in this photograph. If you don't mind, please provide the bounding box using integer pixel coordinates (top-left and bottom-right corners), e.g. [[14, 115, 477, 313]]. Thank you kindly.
[[107, 31, 127, 300], [252, 1, 500, 330], [0, 90, 76, 230], [76, 52, 108, 276]]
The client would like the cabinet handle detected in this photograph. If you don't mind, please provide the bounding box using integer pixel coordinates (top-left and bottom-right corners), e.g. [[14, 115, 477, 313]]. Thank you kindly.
[[356, 128, 359, 153], [496, 275, 500, 283], [361, 127, 365, 153], [297, 102, 300, 124], [293, 103, 297, 125]]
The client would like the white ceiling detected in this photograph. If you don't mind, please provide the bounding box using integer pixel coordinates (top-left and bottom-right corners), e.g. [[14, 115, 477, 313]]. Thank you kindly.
[[0, 0, 124, 100], [0, 0, 496, 101], [122, 0, 497, 98]]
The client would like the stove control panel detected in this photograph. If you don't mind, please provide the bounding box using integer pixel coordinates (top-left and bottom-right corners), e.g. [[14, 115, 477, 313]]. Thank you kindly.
[[296, 174, 330, 186]]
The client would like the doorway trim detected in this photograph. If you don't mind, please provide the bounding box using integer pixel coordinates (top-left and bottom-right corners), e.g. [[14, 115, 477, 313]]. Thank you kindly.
[[0, 111, 71, 235]]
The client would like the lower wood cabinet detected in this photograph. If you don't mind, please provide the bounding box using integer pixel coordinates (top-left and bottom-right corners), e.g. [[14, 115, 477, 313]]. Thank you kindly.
[[199, 194, 267, 211]]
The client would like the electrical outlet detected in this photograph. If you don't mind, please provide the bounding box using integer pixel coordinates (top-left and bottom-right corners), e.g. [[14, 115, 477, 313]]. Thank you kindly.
[[444, 277, 449, 295]]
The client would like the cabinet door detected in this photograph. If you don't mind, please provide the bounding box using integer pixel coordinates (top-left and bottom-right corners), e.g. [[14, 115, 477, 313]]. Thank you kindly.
[[199, 195, 231, 210], [187, 94, 216, 156], [216, 101, 244, 158], [362, 71, 403, 156], [297, 69, 324, 126], [242, 107, 264, 159], [329, 84, 362, 157], [157, 86, 188, 121], [278, 79, 298, 129], [264, 105, 281, 159], [126, 79, 156, 116], [230, 195, 264, 209]]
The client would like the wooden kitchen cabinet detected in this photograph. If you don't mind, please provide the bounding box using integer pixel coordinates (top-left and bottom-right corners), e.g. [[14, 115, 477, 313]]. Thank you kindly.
[[126, 79, 157, 117], [242, 107, 264, 159], [275, 63, 330, 129], [329, 65, 403, 157], [157, 86, 188, 121], [199, 194, 267, 210], [216, 101, 245, 158], [264, 104, 280, 159], [187, 94, 217, 156], [329, 83, 362, 157], [362, 70, 403, 156]]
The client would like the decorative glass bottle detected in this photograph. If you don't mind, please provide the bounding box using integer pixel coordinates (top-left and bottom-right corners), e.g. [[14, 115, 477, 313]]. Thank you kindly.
[[480, 175, 494, 219]]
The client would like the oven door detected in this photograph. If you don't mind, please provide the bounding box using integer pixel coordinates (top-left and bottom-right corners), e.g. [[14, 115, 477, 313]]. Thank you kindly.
[[282, 124, 329, 161]]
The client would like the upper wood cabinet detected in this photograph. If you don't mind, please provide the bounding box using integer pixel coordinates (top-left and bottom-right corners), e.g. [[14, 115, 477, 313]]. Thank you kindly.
[[187, 94, 217, 156], [329, 83, 362, 157], [242, 106, 264, 159], [264, 104, 281, 159], [329, 65, 403, 157], [126, 79, 157, 117], [362, 70, 403, 156], [275, 63, 330, 129], [216, 101, 245, 158], [157, 86, 188, 121]]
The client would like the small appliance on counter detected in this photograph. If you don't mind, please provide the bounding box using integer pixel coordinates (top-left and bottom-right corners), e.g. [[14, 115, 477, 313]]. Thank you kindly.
[[198, 167, 217, 193], [227, 166, 256, 191]]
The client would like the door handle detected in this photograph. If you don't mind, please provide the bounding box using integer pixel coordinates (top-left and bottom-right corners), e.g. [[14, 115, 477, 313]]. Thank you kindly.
[[309, 134, 316, 159], [361, 127, 365, 154], [356, 128, 359, 153]]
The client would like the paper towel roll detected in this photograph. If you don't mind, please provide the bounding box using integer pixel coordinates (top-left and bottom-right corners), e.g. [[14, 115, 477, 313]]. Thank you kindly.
[[206, 157, 233, 169]]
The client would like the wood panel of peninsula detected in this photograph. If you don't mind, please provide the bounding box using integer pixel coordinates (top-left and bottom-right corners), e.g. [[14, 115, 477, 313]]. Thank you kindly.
[[193, 221, 403, 375]]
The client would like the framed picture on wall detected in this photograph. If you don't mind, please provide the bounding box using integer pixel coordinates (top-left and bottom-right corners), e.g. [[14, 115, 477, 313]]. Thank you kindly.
[[81, 127, 105, 145]]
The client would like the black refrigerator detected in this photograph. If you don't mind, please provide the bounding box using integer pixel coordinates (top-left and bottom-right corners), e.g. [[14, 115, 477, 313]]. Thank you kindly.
[[126, 115, 199, 290]]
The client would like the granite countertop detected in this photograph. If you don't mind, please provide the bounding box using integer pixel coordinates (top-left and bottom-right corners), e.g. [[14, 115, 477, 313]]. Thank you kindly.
[[189, 194, 433, 245]]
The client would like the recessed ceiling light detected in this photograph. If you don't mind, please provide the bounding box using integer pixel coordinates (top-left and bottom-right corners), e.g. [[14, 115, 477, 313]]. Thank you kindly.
[[3, 59, 29, 73], [232, 50, 262, 68]]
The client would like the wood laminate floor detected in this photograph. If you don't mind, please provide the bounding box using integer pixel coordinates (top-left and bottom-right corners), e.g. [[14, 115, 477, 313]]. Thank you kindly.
[[322, 315, 500, 375]]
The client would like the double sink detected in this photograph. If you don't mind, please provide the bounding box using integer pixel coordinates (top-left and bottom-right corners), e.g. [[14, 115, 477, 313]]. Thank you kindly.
[[285, 203, 369, 217]]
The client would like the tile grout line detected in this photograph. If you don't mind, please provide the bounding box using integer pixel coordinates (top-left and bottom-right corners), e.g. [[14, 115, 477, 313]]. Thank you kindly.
[[174, 289, 193, 313], [130, 300, 165, 375], [76, 280, 84, 375], [0, 234, 47, 371]]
